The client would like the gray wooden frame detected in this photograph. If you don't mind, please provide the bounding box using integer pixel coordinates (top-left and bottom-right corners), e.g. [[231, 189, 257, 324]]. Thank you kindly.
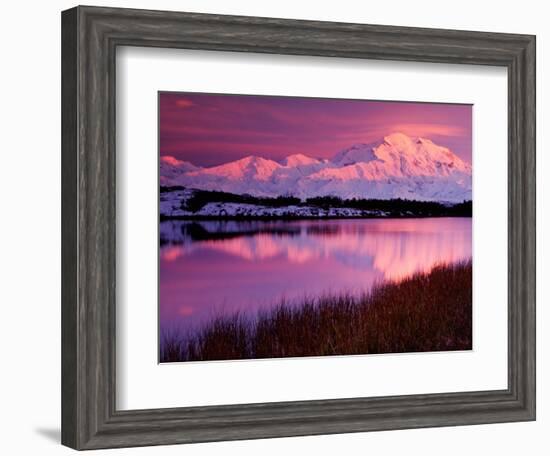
[[61, 5, 536, 450]]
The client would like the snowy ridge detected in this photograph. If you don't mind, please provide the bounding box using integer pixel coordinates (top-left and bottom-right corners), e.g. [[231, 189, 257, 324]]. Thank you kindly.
[[161, 132, 472, 203], [159, 156, 200, 185], [280, 153, 323, 167], [160, 189, 389, 218]]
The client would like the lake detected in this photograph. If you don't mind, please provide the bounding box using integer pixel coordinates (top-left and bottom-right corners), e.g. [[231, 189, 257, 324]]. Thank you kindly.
[[159, 218, 472, 333]]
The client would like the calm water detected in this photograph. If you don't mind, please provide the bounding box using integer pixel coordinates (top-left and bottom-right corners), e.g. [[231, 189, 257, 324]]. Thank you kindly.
[[159, 218, 472, 332]]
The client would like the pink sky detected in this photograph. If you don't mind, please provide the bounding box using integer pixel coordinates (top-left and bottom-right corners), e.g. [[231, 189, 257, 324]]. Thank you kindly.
[[159, 92, 472, 167]]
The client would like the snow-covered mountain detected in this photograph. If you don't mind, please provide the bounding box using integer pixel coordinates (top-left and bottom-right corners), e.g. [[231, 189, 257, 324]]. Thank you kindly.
[[161, 132, 472, 202], [159, 156, 201, 185]]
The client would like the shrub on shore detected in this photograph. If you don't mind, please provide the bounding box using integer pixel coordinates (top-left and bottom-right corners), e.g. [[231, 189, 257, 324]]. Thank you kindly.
[[161, 260, 472, 362]]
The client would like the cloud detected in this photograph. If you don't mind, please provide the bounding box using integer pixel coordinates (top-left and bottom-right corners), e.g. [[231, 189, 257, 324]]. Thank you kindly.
[[175, 98, 195, 109], [388, 123, 467, 138]]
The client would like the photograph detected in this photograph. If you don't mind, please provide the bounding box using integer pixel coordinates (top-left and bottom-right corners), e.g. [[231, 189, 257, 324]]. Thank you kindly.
[[158, 93, 473, 363]]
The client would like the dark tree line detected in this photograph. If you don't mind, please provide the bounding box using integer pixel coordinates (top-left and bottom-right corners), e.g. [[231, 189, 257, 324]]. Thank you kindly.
[[182, 189, 301, 213], [167, 187, 472, 217], [160, 185, 185, 192], [305, 196, 472, 216]]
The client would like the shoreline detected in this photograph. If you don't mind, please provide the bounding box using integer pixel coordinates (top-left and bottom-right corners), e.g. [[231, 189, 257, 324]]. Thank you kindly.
[[160, 188, 472, 219], [160, 260, 473, 363], [160, 214, 473, 221]]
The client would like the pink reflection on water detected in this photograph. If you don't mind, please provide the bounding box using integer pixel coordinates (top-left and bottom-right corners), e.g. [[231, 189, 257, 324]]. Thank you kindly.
[[159, 218, 471, 331], [160, 245, 184, 262], [178, 305, 194, 316]]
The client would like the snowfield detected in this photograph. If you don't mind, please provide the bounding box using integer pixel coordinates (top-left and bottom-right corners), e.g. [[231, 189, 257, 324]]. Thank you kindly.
[[160, 132, 472, 204], [160, 189, 388, 218]]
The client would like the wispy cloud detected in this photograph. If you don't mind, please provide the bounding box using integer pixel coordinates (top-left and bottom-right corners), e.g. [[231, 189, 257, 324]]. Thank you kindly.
[[175, 98, 195, 109], [388, 123, 467, 138]]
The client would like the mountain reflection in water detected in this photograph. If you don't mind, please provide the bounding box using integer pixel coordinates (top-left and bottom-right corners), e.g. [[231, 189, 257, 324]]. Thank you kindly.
[[159, 218, 471, 331]]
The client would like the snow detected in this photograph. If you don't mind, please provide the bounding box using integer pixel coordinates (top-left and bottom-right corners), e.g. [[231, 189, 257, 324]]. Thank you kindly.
[[159, 156, 200, 186], [160, 133, 472, 203], [280, 153, 321, 167], [159, 189, 387, 218], [160, 155, 185, 167], [332, 142, 380, 166]]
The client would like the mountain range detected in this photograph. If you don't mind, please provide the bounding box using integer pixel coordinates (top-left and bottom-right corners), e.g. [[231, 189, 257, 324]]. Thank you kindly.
[[160, 132, 472, 203]]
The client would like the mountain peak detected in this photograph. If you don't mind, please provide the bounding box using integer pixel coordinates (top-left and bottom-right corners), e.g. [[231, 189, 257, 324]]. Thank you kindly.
[[160, 155, 199, 170], [159, 156, 200, 185], [235, 155, 281, 169], [332, 142, 380, 166], [236, 155, 263, 164], [281, 153, 320, 167], [383, 132, 415, 147], [160, 155, 185, 167], [374, 132, 471, 177], [196, 155, 282, 183]]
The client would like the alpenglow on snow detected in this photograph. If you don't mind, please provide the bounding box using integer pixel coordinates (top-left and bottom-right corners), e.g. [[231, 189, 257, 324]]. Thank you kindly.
[[160, 132, 472, 203]]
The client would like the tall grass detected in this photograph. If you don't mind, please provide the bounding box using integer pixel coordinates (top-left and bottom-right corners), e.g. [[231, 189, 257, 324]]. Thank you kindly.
[[160, 260, 472, 362]]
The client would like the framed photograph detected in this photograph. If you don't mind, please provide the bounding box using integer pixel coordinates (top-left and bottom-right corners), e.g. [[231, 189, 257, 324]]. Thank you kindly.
[[158, 92, 474, 363], [61, 6, 536, 450]]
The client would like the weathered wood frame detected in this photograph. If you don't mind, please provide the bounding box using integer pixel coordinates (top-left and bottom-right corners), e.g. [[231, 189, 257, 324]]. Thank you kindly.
[[61, 5, 536, 450]]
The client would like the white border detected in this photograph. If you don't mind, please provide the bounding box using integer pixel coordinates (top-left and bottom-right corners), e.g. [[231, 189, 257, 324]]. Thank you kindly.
[[116, 47, 508, 410]]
